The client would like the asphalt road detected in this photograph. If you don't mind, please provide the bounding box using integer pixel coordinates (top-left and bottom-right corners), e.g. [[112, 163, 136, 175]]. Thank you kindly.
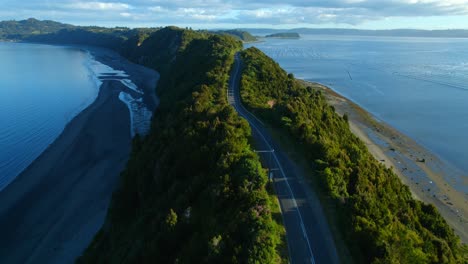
[[228, 53, 340, 264]]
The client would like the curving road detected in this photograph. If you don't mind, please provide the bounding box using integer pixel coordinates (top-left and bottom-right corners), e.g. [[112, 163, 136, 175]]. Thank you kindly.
[[228, 53, 340, 264]]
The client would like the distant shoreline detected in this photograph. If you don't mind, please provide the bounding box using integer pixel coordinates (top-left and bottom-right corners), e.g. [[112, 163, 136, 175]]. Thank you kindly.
[[300, 80, 468, 243], [243, 28, 468, 39], [265, 32, 300, 39]]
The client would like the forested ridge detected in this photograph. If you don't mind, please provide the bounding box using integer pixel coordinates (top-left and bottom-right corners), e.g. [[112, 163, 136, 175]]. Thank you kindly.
[[215, 30, 258, 42], [239, 47, 467, 263], [77, 29, 286, 263], [0, 18, 255, 49], [3, 17, 466, 263], [0, 18, 74, 39], [265, 33, 300, 38], [0, 19, 285, 263]]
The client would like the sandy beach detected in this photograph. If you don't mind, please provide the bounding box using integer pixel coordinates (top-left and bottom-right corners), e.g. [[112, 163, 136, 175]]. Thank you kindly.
[[0, 47, 158, 263], [300, 80, 468, 243]]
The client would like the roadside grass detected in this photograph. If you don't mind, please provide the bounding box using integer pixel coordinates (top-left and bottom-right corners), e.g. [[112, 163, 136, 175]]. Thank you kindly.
[[267, 182, 290, 264]]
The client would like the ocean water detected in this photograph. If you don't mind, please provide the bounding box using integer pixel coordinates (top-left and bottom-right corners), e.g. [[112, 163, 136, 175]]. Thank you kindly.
[[0, 43, 104, 190], [0, 43, 152, 192], [0, 43, 101, 191], [0, 43, 152, 191], [246, 35, 468, 187]]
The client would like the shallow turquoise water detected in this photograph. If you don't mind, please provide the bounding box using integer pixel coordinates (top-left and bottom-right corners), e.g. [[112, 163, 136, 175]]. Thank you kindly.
[[0, 43, 99, 191]]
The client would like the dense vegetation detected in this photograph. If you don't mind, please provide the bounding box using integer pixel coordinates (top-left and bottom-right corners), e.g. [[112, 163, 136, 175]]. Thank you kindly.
[[265, 33, 300, 38], [5, 17, 466, 263], [239, 47, 467, 263], [0, 18, 256, 49], [215, 30, 258, 42], [0, 18, 144, 49], [122, 26, 207, 74], [0, 19, 285, 262], [77, 30, 285, 263], [0, 18, 74, 40]]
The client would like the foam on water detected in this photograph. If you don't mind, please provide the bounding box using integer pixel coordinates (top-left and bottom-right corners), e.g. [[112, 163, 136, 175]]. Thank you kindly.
[[118, 92, 152, 137], [85, 52, 143, 94], [85, 52, 151, 136], [86, 53, 129, 78], [120, 79, 142, 94]]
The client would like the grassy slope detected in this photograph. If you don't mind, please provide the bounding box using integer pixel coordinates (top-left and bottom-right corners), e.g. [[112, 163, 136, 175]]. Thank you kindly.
[[239, 47, 467, 264]]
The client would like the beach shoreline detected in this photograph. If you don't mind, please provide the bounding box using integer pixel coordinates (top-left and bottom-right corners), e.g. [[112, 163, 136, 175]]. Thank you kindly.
[[300, 80, 467, 243], [0, 46, 158, 263]]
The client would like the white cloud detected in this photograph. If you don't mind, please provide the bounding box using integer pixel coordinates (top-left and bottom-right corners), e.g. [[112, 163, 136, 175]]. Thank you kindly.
[[4, 0, 468, 27], [176, 8, 219, 20], [65, 2, 131, 11], [149, 6, 172, 13]]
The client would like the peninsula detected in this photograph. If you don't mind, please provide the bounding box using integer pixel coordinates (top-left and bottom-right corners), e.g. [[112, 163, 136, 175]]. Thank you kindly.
[[265, 32, 300, 38], [0, 19, 466, 263]]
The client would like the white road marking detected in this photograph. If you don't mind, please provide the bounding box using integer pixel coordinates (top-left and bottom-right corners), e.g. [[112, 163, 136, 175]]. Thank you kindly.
[[229, 54, 315, 264]]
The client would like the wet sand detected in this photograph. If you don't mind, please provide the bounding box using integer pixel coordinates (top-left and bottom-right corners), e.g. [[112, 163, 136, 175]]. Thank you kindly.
[[302, 80, 468, 243], [0, 48, 158, 263]]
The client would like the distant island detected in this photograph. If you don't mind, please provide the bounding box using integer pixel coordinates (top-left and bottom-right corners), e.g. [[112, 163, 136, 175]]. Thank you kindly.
[[265, 32, 300, 38], [242, 28, 468, 38]]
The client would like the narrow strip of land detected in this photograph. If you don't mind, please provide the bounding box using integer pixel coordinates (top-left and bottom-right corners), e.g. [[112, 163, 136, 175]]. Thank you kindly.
[[228, 53, 340, 264]]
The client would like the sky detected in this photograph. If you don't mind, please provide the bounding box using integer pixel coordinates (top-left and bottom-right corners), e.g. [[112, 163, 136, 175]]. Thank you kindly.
[[1, 0, 468, 29]]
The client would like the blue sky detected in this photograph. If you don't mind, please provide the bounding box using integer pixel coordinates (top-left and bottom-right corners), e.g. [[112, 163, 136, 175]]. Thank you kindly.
[[1, 0, 468, 29]]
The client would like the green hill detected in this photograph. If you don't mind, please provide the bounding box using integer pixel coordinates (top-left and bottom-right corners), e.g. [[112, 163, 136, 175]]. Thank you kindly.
[[0, 18, 74, 40], [216, 30, 258, 42], [77, 29, 286, 263], [0, 18, 158, 51], [0, 18, 285, 263]]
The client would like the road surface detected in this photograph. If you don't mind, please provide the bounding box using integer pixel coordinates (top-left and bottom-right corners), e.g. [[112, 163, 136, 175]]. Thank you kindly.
[[228, 53, 340, 264]]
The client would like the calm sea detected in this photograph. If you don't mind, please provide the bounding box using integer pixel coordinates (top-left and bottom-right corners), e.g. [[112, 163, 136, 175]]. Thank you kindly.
[[0, 43, 100, 191], [246, 35, 468, 188]]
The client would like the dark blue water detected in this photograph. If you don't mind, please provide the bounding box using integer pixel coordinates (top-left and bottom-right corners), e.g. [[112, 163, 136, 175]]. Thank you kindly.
[[0, 43, 100, 191], [247, 35, 468, 183]]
